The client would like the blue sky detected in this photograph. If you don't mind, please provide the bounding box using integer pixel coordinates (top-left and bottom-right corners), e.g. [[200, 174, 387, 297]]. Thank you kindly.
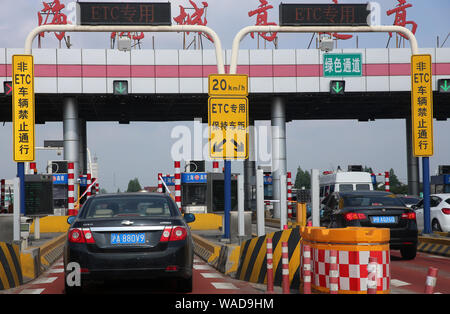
[[0, 0, 449, 193]]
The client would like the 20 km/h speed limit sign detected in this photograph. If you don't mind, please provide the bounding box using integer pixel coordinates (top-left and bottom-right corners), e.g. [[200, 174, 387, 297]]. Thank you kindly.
[[208, 74, 248, 97]]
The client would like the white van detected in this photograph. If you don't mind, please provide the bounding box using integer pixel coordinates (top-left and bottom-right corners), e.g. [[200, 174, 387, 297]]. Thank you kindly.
[[319, 171, 374, 201]]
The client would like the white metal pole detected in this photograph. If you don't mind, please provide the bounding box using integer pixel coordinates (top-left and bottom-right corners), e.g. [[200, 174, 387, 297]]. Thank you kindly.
[[256, 169, 265, 237], [13, 178, 20, 243], [24, 24, 225, 74], [311, 169, 320, 227], [34, 217, 40, 240], [280, 174, 287, 230], [237, 174, 245, 237]]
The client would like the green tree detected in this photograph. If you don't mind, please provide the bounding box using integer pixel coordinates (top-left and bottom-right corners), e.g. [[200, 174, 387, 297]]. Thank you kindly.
[[294, 166, 311, 189], [126, 178, 142, 192]]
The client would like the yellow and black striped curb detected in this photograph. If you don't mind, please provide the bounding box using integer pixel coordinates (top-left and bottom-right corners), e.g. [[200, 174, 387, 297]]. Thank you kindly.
[[0, 242, 23, 290], [418, 236, 450, 257], [236, 226, 301, 290], [191, 234, 240, 276], [39, 233, 67, 270]]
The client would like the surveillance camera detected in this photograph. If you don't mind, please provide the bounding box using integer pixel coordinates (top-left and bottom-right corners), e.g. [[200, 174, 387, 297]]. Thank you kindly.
[[319, 37, 334, 52]]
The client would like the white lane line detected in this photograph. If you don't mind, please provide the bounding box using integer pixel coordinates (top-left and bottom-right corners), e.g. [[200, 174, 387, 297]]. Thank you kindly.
[[19, 288, 45, 294], [54, 262, 64, 266], [211, 282, 239, 290], [391, 279, 411, 287], [32, 277, 58, 284], [47, 268, 64, 273], [200, 273, 223, 279], [193, 264, 212, 270]]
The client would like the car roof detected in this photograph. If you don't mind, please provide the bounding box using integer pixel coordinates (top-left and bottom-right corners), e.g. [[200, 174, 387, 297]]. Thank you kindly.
[[92, 192, 168, 198], [337, 191, 393, 197], [432, 193, 450, 198]]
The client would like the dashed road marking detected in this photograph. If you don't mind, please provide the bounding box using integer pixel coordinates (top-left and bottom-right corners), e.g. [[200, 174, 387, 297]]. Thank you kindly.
[[200, 273, 223, 278], [193, 264, 212, 270], [32, 277, 58, 284], [211, 282, 239, 290], [19, 288, 45, 294], [391, 279, 411, 287]]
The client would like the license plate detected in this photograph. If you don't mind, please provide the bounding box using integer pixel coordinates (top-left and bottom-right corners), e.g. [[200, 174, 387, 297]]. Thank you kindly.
[[371, 216, 396, 224], [111, 233, 145, 244]]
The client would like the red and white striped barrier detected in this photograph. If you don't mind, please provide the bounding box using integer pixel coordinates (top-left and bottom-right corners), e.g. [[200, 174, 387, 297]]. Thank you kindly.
[[174, 161, 182, 211], [329, 250, 339, 294], [266, 238, 274, 294], [287, 172, 293, 218], [302, 244, 312, 294], [86, 173, 92, 198], [385, 171, 390, 192], [213, 161, 220, 173], [68, 162, 75, 216], [0, 179, 5, 209], [157, 173, 163, 193], [367, 257, 378, 294], [424, 267, 438, 294], [282, 242, 290, 294]]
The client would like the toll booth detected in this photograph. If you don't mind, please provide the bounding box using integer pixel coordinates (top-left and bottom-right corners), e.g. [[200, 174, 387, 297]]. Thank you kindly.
[[431, 165, 450, 194], [52, 173, 68, 216], [181, 172, 208, 214]]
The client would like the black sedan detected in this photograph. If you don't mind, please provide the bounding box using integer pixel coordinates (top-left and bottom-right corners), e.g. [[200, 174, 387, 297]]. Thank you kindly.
[[320, 191, 418, 260], [64, 193, 195, 294]]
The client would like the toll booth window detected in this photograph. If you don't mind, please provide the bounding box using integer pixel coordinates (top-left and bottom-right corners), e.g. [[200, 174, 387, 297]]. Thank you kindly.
[[264, 184, 273, 198], [339, 184, 354, 192], [356, 184, 371, 191], [53, 185, 68, 209], [182, 184, 207, 206]]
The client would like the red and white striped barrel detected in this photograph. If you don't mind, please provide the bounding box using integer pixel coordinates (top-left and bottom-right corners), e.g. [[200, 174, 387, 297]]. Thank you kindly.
[[282, 242, 290, 294], [86, 173, 92, 198], [0, 179, 5, 209], [266, 238, 274, 293], [329, 250, 339, 294], [157, 173, 163, 193], [95, 180, 99, 195], [213, 161, 219, 173], [302, 244, 312, 294], [287, 172, 292, 218], [68, 162, 75, 216], [174, 161, 182, 211], [385, 171, 390, 192]]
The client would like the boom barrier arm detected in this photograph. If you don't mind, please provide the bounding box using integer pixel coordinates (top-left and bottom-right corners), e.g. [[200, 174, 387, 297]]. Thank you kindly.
[[24, 24, 225, 74], [230, 25, 419, 74]]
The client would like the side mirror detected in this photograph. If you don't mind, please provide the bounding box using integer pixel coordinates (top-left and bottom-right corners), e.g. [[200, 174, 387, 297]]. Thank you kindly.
[[184, 213, 196, 224], [67, 216, 76, 225]]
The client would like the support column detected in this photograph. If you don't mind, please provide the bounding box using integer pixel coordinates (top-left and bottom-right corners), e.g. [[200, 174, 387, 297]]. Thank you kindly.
[[78, 119, 87, 176], [271, 97, 287, 219], [63, 97, 80, 203], [406, 117, 420, 195], [244, 122, 256, 211]]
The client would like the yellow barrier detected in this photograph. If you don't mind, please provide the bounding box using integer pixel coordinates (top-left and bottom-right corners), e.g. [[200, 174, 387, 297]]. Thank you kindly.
[[188, 213, 222, 230], [0, 242, 22, 290], [301, 227, 390, 294], [30, 216, 70, 233]]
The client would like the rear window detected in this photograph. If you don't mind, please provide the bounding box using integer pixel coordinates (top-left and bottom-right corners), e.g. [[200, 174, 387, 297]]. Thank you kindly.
[[343, 195, 405, 207], [400, 197, 420, 205], [446, 199, 450, 206], [339, 184, 354, 192], [356, 184, 371, 191], [83, 195, 177, 219]]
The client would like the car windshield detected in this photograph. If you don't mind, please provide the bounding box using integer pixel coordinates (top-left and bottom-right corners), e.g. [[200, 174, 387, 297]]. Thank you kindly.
[[343, 195, 405, 207], [446, 199, 450, 206], [83, 195, 176, 219], [400, 197, 420, 205]]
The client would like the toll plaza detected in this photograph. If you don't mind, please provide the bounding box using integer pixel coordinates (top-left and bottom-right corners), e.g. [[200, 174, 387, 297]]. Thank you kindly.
[[0, 1, 450, 297]]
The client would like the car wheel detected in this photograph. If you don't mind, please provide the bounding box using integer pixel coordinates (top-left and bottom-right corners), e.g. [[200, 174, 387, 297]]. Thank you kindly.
[[400, 245, 417, 260], [431, 219, 442, 232], [177, 276, 193, 293]]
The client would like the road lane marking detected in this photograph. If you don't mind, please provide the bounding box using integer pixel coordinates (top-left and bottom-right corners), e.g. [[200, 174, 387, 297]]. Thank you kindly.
[[200, 273, 223, 278], [19, 288, 45, 294], [32, 277, 58, 284], [390, 279, 411, 287], [193, 264, 212, 270], [48, 268, 64, 273], [211, 282, 239, 290]]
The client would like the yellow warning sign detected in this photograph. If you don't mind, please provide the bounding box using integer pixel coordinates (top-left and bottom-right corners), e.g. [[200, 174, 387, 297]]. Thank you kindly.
[[208, 97, 248, 160], [411, 54, 434, 157], [208, 74, 248, 97], [12, 55, 35, 162]]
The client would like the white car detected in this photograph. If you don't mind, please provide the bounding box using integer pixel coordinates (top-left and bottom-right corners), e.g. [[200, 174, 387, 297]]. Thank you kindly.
[[413, 194, 450, 232]]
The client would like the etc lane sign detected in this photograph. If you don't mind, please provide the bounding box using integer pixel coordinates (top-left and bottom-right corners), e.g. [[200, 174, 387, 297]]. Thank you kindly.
[[411, 55, 434, 157], [208, 75, 249, 160], [323, 53, 362, 77], [12, 55, 35, 162]]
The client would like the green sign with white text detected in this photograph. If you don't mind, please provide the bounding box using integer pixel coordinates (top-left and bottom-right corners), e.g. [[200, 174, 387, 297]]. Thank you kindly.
[[323, 53, 362, 77]]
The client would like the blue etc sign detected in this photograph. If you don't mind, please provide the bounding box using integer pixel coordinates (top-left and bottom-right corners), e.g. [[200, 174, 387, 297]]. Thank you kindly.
[[52, 174, 68, 185], [264, 176, 273, 185], [181, 173, 207, 184], [163, 176, 176, 186]]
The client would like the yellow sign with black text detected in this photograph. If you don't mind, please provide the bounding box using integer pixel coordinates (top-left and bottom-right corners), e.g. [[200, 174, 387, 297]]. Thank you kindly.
[[208, 97, 248, 160], [12, 55, 35, 162], [411, 55, 434, 157], [208, 74, 248, 97]]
